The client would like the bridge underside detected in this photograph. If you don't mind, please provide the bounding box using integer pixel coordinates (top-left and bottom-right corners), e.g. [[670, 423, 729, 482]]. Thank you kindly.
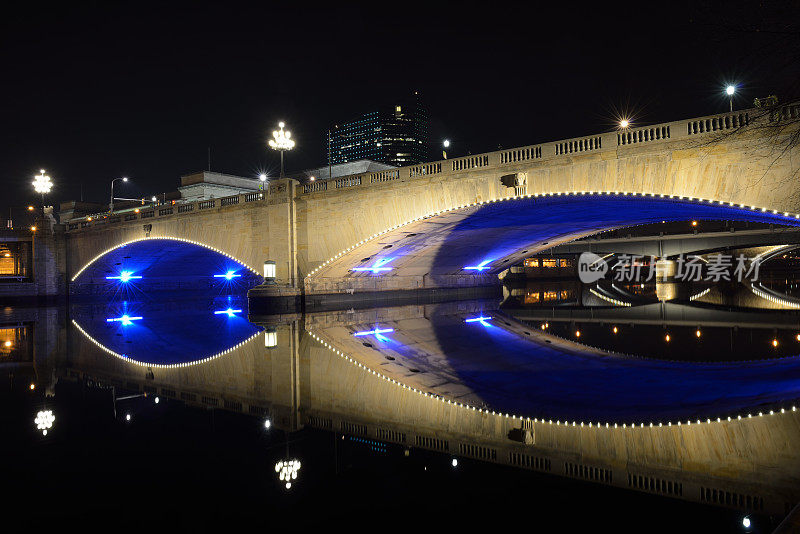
[[71, 238, 263, 294], [305, 194, 800, 294]]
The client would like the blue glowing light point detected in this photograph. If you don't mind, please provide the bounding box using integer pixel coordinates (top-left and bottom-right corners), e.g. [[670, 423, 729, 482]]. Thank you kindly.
[[214, 308, 243, 317], [106, 314, 143, 326], [106, 271, 142, 282], [214, 270, 242, 280], [353, 327, 395, 342], [464, 260, 493, 272], [352, 257, 394, 274], [465, 316, 493, 327]]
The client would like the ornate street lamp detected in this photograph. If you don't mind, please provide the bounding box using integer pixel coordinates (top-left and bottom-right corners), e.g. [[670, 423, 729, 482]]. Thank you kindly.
[[109, 177, 129, 213], [268, 121, 295, 178], [32, 169, 53, 207]]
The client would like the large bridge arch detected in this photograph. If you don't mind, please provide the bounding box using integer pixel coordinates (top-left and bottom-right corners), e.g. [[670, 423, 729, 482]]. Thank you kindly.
[[304, 193, 800, 293], [298, 117, 800, 292]]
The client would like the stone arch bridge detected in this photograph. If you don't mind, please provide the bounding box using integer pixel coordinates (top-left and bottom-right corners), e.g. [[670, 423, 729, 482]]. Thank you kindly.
[[63, 105, 800, 298]]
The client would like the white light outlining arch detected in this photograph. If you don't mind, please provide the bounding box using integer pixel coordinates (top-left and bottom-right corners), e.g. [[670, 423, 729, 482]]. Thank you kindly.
[[71, 236, 261, 282], [306, 191, 800, 280], [71, 318, 263, 368], [307, 329, 800, 430]]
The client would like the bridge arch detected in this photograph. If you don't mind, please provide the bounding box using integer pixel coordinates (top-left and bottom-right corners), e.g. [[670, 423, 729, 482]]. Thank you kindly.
[[71, 236, 262, 286], [305, 191, 800, 293]]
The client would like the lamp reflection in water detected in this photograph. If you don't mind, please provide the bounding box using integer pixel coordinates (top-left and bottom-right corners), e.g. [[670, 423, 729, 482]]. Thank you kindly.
[[34, 410, 55, 435], [275, 459, 301, 490]]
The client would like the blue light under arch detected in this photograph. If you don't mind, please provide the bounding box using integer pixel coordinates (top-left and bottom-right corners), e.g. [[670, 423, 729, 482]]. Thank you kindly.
[[72, 238, 263, 291]]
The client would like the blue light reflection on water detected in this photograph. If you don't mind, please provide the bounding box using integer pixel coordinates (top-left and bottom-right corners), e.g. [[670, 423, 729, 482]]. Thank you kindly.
[[427, 312, 800, 422], [72, 294, 261, 366]]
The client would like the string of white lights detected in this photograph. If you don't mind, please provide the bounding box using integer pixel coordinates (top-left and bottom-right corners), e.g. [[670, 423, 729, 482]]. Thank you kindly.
[[688, 288, 712, 301], [307, 328, 800, 430], [71, 318, 263, 368], [307, 191, 800, 279], [588, 288, 632, 307], [70, 236, 261, 282], [750, 283, 800, 309]]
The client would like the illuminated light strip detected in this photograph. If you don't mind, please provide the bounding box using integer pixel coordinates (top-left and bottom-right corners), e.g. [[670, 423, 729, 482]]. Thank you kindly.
[[214, 308, 243, 316], [589, 288, 632, 307], [105, 271, 142, 282], [749, 283, 800, 309], [106, 315, 143, 326], [689, 288, 712, 301], [352, 257, 394, 274], [71, 237, 261, 282], [214, 271, 242, 280], [464, 260, 493, 272], [465, 316, 493, 326], [306, 329, 800, 430], [353, 328, 394, 337], [306, 192, 800, 279], [71, 318, 262, 369], [352, 266, 392, 273]]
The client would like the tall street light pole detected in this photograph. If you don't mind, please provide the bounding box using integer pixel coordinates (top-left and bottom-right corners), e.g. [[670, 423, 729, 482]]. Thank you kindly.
[[268, 121, 295, 178], [110, 177, 129, 213]]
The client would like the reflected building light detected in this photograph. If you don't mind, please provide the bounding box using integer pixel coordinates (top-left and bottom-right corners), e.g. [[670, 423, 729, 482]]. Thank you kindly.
[[106, 314, 143, 326], [34, 410, 55, 435], [264, 419, 272, 430], [464, 259, 492, 271], [275, 459, 301, 490], [264, 329, 277, 348], [214, 308, 242, 317], [125, 413, 131, 421], [465, 316, 493, 327], [105, 271, 142, 282], [213, 270, 241, 280]]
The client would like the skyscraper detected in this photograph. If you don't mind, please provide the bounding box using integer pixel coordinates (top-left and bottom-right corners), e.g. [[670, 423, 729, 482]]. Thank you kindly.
[[328, 93, 429, 167]]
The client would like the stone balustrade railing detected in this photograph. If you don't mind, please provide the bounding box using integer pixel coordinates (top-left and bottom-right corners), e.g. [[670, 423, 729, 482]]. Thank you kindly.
[[297, 103, 798, 195], [64, 103, 800, 232]]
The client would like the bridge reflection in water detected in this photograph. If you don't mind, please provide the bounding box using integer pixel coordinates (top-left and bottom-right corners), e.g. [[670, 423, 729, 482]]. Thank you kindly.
[[32, 287, 799, 520]]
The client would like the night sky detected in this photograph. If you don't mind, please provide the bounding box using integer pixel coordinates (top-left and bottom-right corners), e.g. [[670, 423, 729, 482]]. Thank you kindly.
[[2, 1, 798, 215]]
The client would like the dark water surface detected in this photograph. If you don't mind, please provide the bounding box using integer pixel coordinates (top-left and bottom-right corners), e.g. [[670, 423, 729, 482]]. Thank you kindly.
[[3, 279, 799, 532]]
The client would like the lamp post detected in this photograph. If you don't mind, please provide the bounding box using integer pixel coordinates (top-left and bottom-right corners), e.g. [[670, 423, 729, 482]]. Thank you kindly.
[[726, 85, 736, 112], [268, 122, 295, 178], [32, 170, 53, 208], [442, 139, 450, 159], [109, 177, 129, 213]]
